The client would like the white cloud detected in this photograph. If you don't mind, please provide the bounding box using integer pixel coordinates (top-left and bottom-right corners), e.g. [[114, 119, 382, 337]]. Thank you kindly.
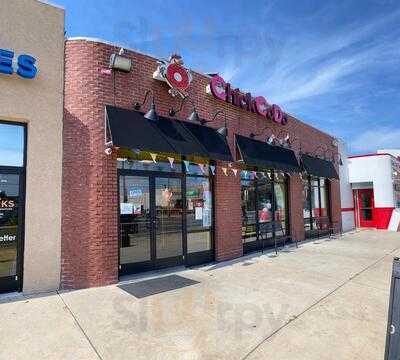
[[240, 8, 400, 106], [350, 127, 400, 153], [220, 64, 239, 82]]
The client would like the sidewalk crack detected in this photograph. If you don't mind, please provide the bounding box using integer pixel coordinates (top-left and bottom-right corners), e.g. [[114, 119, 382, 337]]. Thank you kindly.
[[57, 291, 103, 360]]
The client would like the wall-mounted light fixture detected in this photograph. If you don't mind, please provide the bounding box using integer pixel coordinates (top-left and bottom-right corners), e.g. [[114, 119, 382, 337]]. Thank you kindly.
[[310, 144, 328, 158], [169, 96, 201, 124], [275, 130, 290, 147], [134, 90, 158, 122], [325, 149, 343, 165], [203, 110, 228, 137], [249, 126, 276, 146], [109, 48, 132, 72]]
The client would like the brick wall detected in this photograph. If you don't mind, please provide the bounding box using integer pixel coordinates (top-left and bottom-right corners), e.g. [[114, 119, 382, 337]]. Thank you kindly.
[[62, 39, 340, 288]]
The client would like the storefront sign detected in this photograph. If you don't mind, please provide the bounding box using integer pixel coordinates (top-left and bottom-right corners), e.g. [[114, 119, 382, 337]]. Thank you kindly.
[[153, 54, 192, 97], [0, 48, 37, 79], [0, 234, 16, 243], [206, 75, 287, 125], [0, 198, 15, 210], [120, 202, 133, 215], [129, 188, 142, 198]]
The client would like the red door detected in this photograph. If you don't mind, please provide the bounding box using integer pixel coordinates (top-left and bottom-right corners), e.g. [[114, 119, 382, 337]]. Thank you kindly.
[[357, 189, 375, 228]]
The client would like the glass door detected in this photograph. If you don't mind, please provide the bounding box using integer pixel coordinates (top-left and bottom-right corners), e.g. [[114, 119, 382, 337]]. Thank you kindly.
[[358, 189, 375, 228], [154, 177, 183, 267], [119, 175, 152, 273], [0, 172, 22, 293], [119, 174, 184, 274]]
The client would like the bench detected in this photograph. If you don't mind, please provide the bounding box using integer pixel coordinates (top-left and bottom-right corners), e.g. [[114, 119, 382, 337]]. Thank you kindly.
[[259, 221, 294, 255], [314, 217, 340, 239]]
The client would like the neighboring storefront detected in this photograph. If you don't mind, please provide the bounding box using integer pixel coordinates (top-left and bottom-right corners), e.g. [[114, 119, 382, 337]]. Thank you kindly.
[[348, 150, 400, 230], [338, 140, 356, 232], [0, 0, 64, 294], [62, 38, 341, 289]]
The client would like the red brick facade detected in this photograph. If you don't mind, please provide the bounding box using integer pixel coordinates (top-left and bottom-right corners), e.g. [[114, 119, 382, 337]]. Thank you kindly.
[[62, 39, 341, 289]]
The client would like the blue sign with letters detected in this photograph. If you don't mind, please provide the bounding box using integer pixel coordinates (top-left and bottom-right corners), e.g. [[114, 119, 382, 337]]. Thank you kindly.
[[0, 48, 37, 79]]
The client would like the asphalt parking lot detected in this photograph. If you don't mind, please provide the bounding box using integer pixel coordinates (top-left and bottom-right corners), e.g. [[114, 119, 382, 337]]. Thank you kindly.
[[1, 229, 399, 360]]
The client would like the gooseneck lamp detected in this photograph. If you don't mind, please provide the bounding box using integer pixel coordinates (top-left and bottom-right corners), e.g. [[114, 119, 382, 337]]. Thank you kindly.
[[134, 90, 158, 122], [249, 125, 276, 145], [310, 144, 328, 158], [168, 96, 201, 124], [203, 110, 228, 137], [325, 149, 343, 165]]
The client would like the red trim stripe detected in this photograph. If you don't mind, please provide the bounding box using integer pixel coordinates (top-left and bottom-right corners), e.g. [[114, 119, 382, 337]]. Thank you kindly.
[[341, 207, 354, 212]]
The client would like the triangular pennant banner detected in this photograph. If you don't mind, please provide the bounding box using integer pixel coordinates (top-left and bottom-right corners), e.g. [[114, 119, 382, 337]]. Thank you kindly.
[[222, 167, 228, 176], [167, 157, 174, 169], [267, 172, 272, 179], [209, 165, 216, 175], [183, 160, 190, 172], [198, 163, 206, 174], [150, 153, 157, 163], [232, 168, 238, 176]]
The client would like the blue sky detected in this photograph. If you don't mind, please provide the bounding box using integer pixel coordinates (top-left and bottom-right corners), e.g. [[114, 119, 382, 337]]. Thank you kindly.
[[56, 0, 400, 154]]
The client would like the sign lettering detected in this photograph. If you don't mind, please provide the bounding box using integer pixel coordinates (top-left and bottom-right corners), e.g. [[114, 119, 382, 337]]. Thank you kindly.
[[0, 48, 37, 79], [206, 75, 287, 125]]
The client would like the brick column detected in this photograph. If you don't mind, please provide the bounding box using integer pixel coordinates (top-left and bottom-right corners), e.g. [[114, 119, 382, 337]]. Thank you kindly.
[[214, 161, 243, 261], [289, 174, 305, 242], [61, 41, 119, 289], [330, 179, 342, 232]]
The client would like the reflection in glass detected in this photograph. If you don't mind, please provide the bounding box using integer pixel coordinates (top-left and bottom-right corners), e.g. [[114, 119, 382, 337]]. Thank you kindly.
[[362, 209, 372, 220], [0, 123, 25, 167], [0, 174, 19, 278], [361, 193, 372, 208], [274, 181, 287, 236], [241, 178, 257, 243], [155, 178, 183, 259], [117, 156, 182, 173], [186, 176, 212, 253], [320, 181, 328, 217], [119, 176, 151, 264], [303, 176, 331, 236]]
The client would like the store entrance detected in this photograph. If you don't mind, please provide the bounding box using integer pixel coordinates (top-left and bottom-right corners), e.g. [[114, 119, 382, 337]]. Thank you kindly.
[[357, 189, 375, 228], [0, 171, 24, 293], [119, 173, 184, 274]]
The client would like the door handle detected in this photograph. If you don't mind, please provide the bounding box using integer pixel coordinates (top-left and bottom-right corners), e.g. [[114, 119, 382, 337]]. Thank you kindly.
[[390, 324, 395, 335]]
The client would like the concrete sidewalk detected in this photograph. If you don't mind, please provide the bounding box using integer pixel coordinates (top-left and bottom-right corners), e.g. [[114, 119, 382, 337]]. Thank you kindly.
[[0, 229, 399, 360]]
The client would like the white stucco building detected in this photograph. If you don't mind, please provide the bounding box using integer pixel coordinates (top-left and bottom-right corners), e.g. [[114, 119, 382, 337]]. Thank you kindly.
[[338, 140, 355, 232], [347, 150, 400, 231]]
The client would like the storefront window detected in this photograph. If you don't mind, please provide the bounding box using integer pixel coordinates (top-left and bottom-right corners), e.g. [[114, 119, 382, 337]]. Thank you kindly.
[[319, 180, 329, 217], [311, 179, 320, 228], [186, 162, 210, 176], [241, 170, 289, 251], [241, 176, 257, 243], [0, 122, 25, 167], [117, 154, 182, 173], [186, 176, 212, 253], [303, 176, 331, 236], [303, 178, 312, 231], [274, 180, 288, 236]]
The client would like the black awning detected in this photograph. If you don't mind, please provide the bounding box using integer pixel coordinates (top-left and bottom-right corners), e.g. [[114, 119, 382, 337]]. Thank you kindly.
[[151, 116, 209, 158], [235, 134, 300, 172], [300, 154, 339, 179], [182, 121, 233, 162], [105, 105, 233, 161], [105, 105, 176, 154]]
